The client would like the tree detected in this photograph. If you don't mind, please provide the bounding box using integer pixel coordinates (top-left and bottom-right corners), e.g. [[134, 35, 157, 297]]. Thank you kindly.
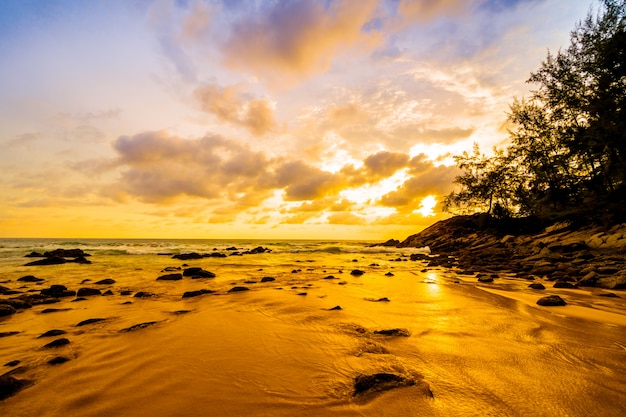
[[445, 0, 626, 218]]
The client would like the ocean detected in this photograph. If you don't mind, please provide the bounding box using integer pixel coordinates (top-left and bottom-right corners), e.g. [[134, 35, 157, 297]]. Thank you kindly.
[[1, 238, 626, 416]]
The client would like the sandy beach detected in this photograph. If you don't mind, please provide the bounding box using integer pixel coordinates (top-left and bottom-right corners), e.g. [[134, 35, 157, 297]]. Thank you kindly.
[[1, 239, 625, 416]]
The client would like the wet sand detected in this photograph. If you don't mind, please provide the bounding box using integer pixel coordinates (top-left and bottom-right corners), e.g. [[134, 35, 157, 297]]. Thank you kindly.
[[2, 250, 626, 416]]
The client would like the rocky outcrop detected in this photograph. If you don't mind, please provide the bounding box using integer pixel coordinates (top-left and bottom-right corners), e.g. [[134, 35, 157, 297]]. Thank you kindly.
[[395, 214, 626, 290], [24, 248, 92, 266]]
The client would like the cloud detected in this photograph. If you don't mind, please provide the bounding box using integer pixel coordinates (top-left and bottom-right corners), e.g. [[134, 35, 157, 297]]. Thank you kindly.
[[397, 0, 470, 23], [221, 0, 381, 85], [378, 163, 460, 208], [273, 160, 344, 201], [327, 212, 367, 225], [364, 151, 410, 178], [194, 83, 277, 135]]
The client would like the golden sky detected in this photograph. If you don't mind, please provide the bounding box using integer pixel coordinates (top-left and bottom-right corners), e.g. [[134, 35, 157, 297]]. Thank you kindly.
[[0, 0, 592, 239]]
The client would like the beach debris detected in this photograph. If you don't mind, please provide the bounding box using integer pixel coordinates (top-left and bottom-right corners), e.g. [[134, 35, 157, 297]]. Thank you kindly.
[[42, 338, 70, 348], [536, 295, 567, 306], [156, 273, 183, 281]]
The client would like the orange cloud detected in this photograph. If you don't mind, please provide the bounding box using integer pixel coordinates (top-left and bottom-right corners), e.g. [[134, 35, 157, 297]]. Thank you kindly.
[[222, 0, 381, 85], [194, 83, 276, 136], [397, 0, 469, 23]]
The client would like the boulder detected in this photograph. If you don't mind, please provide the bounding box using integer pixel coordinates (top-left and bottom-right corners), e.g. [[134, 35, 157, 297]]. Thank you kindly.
[[0, 375, 31, 400], [553, 281, 577, 289], [25, 256, 66, 266], [42, 338, 70, 348], [17, 275, 44, 282], [350, 270, 365, 276], [120, 322, 159, 332], [373, 328, 410, 337], [0, 304, 17, 317], [156, 273, 183, 281], [353, 373, 416, 396], [134, 291, 156, 298], [536, 295, 567, 306], [48, 356, 70, 365], [94, 278, 116, 285], [528, 283, 545, 290], [76, 288, 102, 296], [228, 286, 250, 293], [40, 285, 76, 298], [182, 268, 216, 278], [182, 289, 215, 298], [37, 329, 67, 338], [172, 253, 204, 260], [76, 318, 106, 327], [260, 276, 276, 282], [44, 248, 89, 258]]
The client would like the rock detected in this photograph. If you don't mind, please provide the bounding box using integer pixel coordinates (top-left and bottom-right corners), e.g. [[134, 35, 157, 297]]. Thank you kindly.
[[134, 291, 156, 298], [172, 253, 204, 260], [553, 281, 577, 288], [162, 266, 181, 272], [17, 275, 44, 282], [42, 338, 70, 348], [249, 246, 270, 254], [328, 305, 342, 310], [48, 356, 70, 365], [103, 290, 114, 296], [373, 239, 400, 247], [477, 276, 494, 283], [156, 273, 183, 281], [182, 289, 215, 298], [296, 292, 307, 296], [38, 329, 67, 338], [597, 292, 619, 297], [228, 286, 250, 293], [260, 276, 276, 282], [0, 375, 31, 400], [385, 272, 395, 276], [76, 318, 106, 326], [350, 270, 365, 276], [4, 360, 20, 366], [25, 251, 44, 257], [40, 285, 76, 298], [44, 248, 89, 258], [182, 268, 216, 278], [0, 304, 16, 317], [120, 322, 158, 332], [353, 373, 415, 396], [528, 283, 545, 290], [72, 256, 92, 264], [41, 308, 71, 314], [0, 332, 20, 338], [77, 288, 102, 296], [25, 256, 67, 266], [373, 328, 410, 337], [94, 278, 115, 285], [536, 295, 567, 306]]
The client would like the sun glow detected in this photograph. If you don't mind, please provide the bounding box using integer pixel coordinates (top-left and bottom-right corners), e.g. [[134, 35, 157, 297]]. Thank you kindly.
[[415, 195, 437, 217]]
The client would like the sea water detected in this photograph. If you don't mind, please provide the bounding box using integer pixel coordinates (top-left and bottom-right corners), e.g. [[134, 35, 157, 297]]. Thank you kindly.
[[1, 238, 625, 416]]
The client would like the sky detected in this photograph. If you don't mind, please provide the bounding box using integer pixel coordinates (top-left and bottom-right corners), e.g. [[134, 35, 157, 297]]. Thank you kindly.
[[0, 0, 594, 240]]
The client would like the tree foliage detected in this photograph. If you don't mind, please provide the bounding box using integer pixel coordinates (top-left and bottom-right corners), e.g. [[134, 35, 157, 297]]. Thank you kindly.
[[445, 0, 626, 218]]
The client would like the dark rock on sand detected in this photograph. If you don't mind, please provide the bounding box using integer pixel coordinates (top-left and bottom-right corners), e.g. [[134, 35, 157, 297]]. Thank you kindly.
[[0, 375, 31, 400], [48, 356, 70, 365], [38, 329, 67, 338], [228, 286, 250, 293], [529, 283, 546, 290], [17, 275, 44, 282], [172, 253, 204, 260], [0, 331, 20, 338], [73, 256, 92, 264], [328, 305, 342, 310], [385, 272, 395, 276], [25, 256, 67, 266], [156, 273, 183, 281], [553, 281, 577, 289], [41, 285, 76, 298], [41, 308, 71, 314], [477, 276, 494, 283], [261, 276, 276, 282], [182, 289, 215, 298], [43, 338, 70, 348], [350, 270, 365, 276], [25, 251, 44, 258], [373, 328, 410, 337], [44, 249, 90, 258], [0, 304, 17, 317], [353, 373, 415, 396], [4, 360, 20, 367], [183, 268, 216, 278], [537, 295, 567, 306], [120, 322, 159, 332], [134, 291, 156, 298], [76, 318, 106, 327], [76, 288, 102, 297], [94, 278, 116, 285]]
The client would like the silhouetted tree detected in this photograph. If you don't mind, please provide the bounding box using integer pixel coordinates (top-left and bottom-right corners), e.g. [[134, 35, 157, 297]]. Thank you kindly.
[[445, 0, 626, 217]]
